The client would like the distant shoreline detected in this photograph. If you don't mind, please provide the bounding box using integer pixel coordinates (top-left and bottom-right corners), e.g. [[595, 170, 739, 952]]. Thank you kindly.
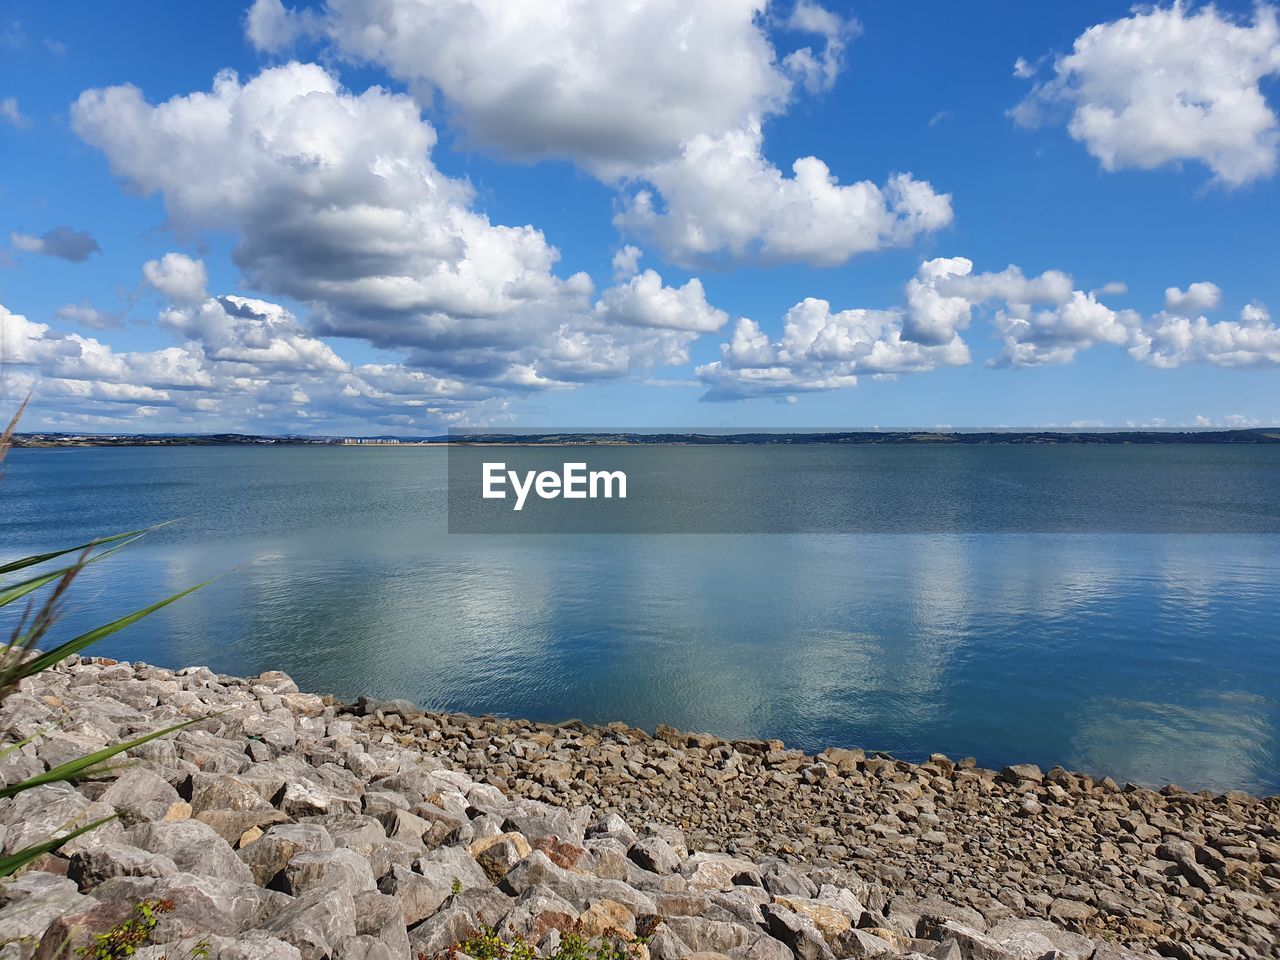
[[12, 427, 1280, 447]]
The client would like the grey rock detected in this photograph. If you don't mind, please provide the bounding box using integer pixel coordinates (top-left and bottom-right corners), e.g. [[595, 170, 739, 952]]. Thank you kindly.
[[261, 886, 359, 960], [760, 862, 817, 898], [238, 822, 334, 886], [499, 850, 657, 915], [282, 846, 377, 895], [0, 875, 95, 959], [762, 904, 835, 960], [125, 820, 254, 885], [989, 919, 1093, 960], [629, 835, 680, 874], [67, 841, 179, 889], [92, 872, 274, 937], [353, 889, 411, 960]]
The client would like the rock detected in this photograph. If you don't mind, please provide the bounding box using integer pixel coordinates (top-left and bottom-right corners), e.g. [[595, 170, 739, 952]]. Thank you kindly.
[[282, 846, 378, 895], [0, 873, 96, 958], [576, 898, 636, 938], [589, 813, 639, 847], [189, 771, 277, 815], [98, 768, 181, 822], [196, 808, 293, 845], [1048, 898, 1098, 924], [260, 887, 359, 960], [771, 896, 853, 944], [499, 851, 657, 916], [760, 862, 817, 898], [124, 819, 255, 885], [353, 889, 411, 960], [762, 904, 835, 960], [66, 841, 179, 889], [5, 656, 1272, 960], [470, 831, 534, 882], [407, 888, 514, 955], [989, 919, 1094, 960], [679, 852, 762, 891], [91, 872, 276, 937], [238, 822, 335, 886], [630, 835, 681, 874], [664, 916, 759, 954], [495, 890, 577, 942], [834, 929, 896, 958]]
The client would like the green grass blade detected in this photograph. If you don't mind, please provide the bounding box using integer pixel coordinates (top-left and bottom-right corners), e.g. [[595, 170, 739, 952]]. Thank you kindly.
[[0, 531, 153, 625], [0, 563, 79, 610], [0, 717, 202, 799], [0, 814, 116, 878], [15, 579, 210, 681], [0, 525, 164, 577]]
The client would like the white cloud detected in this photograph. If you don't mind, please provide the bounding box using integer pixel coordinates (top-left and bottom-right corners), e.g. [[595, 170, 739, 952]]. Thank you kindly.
[[989, 291, 1138, 367], [1132, 299, 1280, 367], [245, 1, 937, 269], [617, 124, 952, 267], [244, 0, 322, 51], [72, 63, 724, 391], [248, 0, 798, 173], [697, 293, 970, 401], [55, 303, 120, 331], [1164, 281, 1222, 313], [160, 295, 348, 374], [611, 245, 642, 279], [781, 0, 856, 95], [903, 257, 1075, 346], [1, 295, 499, 432], [1013, 3, 1280, 186], [144, 253, 209, 304], [10, 226, 101, 262], [0, 96, 25, 127]]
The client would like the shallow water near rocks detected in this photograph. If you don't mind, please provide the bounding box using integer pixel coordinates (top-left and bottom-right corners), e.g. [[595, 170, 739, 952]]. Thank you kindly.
[[3, 445, 1278, 794]]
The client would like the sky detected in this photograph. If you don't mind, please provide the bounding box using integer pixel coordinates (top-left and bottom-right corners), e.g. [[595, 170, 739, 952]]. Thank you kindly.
[[1, 0, 1279, 435]]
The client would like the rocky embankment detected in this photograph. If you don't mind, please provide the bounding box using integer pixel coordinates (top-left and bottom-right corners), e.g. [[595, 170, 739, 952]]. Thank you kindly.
[[0, 660, 1274, 960]]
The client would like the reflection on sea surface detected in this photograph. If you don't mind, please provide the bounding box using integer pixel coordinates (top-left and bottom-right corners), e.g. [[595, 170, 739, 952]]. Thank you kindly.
[[2, 447, 1277, 793]]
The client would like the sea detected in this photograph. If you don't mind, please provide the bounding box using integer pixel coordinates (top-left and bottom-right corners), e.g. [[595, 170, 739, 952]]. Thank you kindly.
[[2, 444, 1277, 794]]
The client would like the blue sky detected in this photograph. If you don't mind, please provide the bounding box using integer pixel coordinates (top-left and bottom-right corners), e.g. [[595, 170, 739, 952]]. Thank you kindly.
[[1, 1, 1278, 434]]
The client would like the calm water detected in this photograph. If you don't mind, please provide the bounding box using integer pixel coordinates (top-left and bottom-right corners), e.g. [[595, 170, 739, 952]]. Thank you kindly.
[[2, 445, 1278, 794]]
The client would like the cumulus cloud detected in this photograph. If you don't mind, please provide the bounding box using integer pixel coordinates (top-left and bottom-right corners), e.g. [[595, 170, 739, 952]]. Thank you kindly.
[[1164, 281, 1222, 313], [247, 0, 797, 172], [611, 245, 643, 279], [1, 294, 499, 432], [1013, 3, 1280, 186], [1132, 299, 1280, 367], [10, 226, 101, 262], [244, 1, 939, 268], [72, 64, 725, 392], [989, 291, 1138, 367], [616, 124, 952, 267], [781, 0, 856, 95], [143, 253, 209, 304], [697, 286, 971, 401]]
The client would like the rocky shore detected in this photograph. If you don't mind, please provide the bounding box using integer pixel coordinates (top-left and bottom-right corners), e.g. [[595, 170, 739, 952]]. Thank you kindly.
[[0, 659, 1276, 960]]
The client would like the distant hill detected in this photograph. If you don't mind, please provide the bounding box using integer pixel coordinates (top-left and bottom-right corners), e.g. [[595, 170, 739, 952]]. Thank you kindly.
[[11, 428, 1280, 446]]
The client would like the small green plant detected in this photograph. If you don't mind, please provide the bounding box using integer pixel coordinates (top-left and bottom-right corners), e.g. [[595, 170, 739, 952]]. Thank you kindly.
[[77, 898, 171, 959], [0, 402, 208, 876], [451, 877, 463, 896], [428, 928, 645, 960]]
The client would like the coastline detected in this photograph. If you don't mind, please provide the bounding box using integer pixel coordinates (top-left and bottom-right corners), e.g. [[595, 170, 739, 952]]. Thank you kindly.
[[1, 658, 1276, 959]]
